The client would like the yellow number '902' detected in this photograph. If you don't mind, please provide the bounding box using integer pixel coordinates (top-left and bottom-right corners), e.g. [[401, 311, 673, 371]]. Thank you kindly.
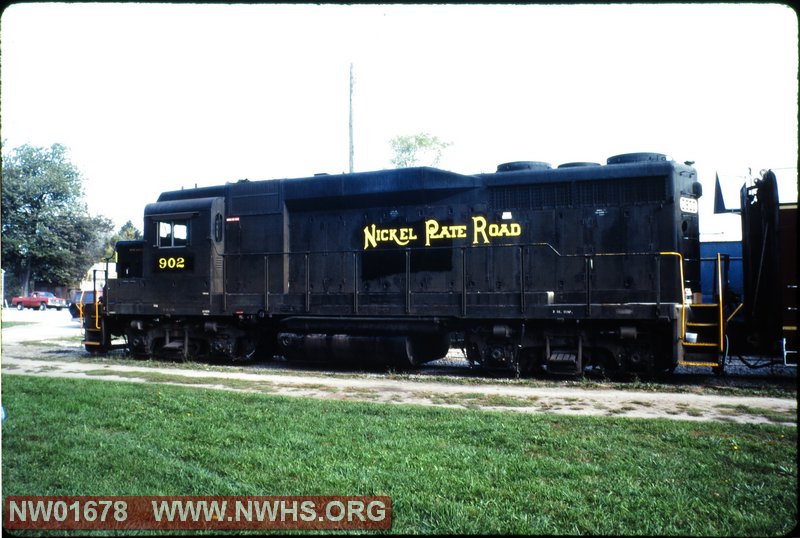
[[158, 257, 185, 269]]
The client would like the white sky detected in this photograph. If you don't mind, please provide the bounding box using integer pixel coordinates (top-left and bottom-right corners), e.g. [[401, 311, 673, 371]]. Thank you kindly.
[[1, 3, 797, 240]]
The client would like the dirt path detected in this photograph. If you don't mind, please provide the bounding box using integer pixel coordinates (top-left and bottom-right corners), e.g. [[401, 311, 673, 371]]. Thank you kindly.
[[2, 308, 796, 426]]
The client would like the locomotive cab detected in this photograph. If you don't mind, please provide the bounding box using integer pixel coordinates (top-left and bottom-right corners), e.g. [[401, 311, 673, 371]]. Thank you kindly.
[[137, 196, 226, 314]]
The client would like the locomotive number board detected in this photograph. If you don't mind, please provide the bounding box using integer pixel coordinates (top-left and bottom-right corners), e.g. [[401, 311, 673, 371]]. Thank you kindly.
[[154, 254, 194, 272]]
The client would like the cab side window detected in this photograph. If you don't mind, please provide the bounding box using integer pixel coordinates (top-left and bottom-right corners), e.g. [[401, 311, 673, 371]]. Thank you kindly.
[[157, 220, 189, 247]]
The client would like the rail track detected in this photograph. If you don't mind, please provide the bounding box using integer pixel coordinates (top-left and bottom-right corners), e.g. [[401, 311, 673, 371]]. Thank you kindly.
[[229, 346, 798, 394]]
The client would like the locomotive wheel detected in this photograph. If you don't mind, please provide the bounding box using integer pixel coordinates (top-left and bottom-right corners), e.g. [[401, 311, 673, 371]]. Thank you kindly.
[[255, 332, 279, 361], [126, 329, 155, 359], [518, 348, 542, 377], [235, 337, 258, 361], [178, 340, 205, 362]]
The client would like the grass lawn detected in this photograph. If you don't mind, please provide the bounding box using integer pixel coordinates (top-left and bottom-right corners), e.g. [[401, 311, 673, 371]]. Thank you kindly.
[[1, 374, 796, 535]]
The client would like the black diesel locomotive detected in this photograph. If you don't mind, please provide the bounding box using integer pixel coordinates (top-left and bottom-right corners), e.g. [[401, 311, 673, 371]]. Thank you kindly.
[[85, 152, 796, 375]]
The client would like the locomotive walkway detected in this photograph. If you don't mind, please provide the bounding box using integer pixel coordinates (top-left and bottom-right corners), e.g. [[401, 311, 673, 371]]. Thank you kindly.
[[2, 308, 796, 427]]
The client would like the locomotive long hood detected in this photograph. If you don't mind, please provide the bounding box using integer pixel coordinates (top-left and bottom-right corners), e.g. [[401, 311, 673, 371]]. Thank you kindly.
[[282, 167, 479, 209]]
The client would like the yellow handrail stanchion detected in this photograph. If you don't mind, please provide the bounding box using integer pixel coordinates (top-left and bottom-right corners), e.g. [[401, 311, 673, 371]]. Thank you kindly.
[[659, 252, 686, 340], [716, 254, 724, 351]]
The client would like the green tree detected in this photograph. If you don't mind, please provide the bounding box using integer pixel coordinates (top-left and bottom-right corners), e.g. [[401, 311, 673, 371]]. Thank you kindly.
[[1, 143, 113, 295], [103, 220, 143, 259], [389, 133, 451, 168]]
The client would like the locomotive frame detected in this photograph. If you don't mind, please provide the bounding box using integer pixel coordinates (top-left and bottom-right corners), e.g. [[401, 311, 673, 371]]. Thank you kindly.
[[83, 152, 796, 376]]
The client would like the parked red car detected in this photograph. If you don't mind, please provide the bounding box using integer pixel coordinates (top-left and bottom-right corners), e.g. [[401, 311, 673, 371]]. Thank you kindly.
[[11, 291, 68, 311]]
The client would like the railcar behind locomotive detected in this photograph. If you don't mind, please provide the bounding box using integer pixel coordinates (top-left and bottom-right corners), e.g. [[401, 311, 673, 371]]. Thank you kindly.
[[83, 152, 796, 375]]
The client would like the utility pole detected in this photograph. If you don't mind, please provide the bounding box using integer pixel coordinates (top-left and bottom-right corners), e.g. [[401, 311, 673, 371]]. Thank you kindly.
[[349, 62, 355, 173]]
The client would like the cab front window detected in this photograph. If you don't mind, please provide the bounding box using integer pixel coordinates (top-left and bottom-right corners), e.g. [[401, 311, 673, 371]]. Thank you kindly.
[[157, 220, 189, 247]]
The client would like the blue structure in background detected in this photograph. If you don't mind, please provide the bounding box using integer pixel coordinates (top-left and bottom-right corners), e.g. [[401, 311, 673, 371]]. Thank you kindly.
[[699, 241, 743, 303]]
